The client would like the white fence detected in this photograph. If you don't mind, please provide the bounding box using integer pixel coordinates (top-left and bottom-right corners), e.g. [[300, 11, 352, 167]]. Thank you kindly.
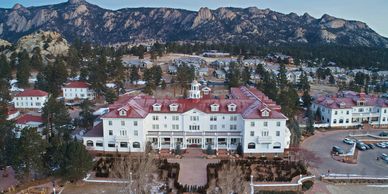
[[249, 175, 315, 194]]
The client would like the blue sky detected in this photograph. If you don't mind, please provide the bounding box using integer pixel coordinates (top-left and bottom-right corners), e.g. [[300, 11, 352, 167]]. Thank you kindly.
[[2, 0, 387, 37]]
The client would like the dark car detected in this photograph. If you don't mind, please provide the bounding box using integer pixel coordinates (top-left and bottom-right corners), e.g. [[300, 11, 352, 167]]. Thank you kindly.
[[332, 146, 345, 155], [356, 142, 367, 151], [367, 143, 375, 149], [379, 131, 388, 137]]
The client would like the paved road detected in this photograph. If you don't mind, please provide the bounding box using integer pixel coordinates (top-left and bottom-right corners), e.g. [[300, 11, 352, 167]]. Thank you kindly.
[[301, 129, 388, 176], [168, 158, 219, 186]]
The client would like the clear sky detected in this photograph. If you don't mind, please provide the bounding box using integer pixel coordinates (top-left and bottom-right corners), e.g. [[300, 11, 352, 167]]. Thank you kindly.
[[2, 0, 387, 37]]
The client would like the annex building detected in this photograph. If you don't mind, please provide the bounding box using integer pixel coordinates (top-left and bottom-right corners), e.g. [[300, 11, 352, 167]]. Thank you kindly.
[[83, 81, 291, 155], [312, 91, 388, 128]]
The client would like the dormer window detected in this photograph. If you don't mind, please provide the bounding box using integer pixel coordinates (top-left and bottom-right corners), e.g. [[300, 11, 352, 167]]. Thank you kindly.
[[153, 103, 161, 111], [228, 103, 237, 112], [260, 107, 271, 117], [169, 103, 179, 111], [119, 110, 127, 116], [339, 102, 346, 108], [210, 104, 219, 112]]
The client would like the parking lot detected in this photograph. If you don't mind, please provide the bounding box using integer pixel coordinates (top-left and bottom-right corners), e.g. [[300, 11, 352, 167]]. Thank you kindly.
[[301, 129, 388, 176]]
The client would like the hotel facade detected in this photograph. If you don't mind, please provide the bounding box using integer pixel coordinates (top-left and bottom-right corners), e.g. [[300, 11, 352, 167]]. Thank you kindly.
[[83, 81, 291, 155], [311, 91, 388, 128]]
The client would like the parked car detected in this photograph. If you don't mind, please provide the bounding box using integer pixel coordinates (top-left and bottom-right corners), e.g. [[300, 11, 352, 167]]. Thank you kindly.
[[379, 131, 388, 137], [367, 143, 375, 149], [343, 138, 355, 145], [332, 146, 345, 155], [356, 142, 367, 151], [379, 153, 388, 163], [376, 142, 386, 148]]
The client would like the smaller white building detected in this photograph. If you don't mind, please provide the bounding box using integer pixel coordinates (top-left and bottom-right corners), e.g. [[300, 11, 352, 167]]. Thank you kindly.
[[14, 114, 44, 138], [13, 89, 48, 109], [62, 81, 95, 100]]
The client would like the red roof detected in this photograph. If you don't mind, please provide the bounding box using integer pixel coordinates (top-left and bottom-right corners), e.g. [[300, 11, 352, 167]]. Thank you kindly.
[[101, 87, 287, 120], [15, 114, 43, 124], [84, 122, 103, 137], [15, 89, 48, 97], [313, 91, 388, 109], [63, 81, 90, 88]]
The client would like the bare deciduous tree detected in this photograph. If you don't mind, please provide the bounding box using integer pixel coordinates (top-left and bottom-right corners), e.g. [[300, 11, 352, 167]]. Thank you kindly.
[[111, 153, 159, 194], [209, 161, 248, 194]]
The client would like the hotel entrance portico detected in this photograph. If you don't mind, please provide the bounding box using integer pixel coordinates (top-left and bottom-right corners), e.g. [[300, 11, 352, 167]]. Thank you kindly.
[[186, 138, 202, 148]]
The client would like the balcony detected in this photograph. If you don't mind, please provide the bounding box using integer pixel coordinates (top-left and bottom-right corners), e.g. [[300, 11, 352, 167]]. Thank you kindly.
[[257, 136, 272, 144]]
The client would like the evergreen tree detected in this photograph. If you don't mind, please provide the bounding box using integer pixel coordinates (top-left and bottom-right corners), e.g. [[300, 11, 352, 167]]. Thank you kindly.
[[0, 54, 12, 80], [277, 64, 288, 90], [57, 140, 93, 182], [30, 47, 43, 70], [302, 90, 312, 108], [306, 109, 315, 134], [226, 62, 241, 88], [104, 89, 117, 104], [14, 127, 48, 181], [129, 66, 140, 84], [42, 96, 71, 139], [241, 66, 251, 85], [329, 75, 335, 84], [16, 50, 31, 88], [79, 100, 95, 129], [176, 64, 195, 94], [161, 79, 167, 89]]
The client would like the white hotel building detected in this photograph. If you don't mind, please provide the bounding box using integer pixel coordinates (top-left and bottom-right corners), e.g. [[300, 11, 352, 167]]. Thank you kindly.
[[12, 89, 48, 109], [83, 81, 291, 155], [311, 91, 388, 128], [62, 81, 95, 100]]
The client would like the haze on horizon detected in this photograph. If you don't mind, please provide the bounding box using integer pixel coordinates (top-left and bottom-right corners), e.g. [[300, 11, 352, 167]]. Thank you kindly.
[[2, 0, 388, 38]]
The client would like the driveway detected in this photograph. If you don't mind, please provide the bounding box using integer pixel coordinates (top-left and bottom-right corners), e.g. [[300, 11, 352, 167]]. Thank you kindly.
[[301, 129, 388, 176]]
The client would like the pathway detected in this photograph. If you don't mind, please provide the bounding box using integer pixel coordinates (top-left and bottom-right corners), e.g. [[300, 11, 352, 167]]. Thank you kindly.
[[168, 158, 219, 186]]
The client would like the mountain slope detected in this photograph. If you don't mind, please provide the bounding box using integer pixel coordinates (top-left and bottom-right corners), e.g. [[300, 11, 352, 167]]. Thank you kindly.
[[0, 0, 387, 47]]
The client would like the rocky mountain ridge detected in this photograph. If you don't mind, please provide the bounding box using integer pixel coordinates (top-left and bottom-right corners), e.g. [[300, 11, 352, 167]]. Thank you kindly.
[[0, 0, 387, 47]]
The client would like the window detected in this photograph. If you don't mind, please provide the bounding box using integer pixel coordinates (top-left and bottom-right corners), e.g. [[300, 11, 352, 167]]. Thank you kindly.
[[109, 130, 113, 135], [86, 140, 93, 147], [172, 124, 179, 130], [230, 116, 237, 121], [333, 119, 337, 124], [339, 119, 344, 124], [230, 125, 237, 130], [189, 125, 200, 130], [108, 120, 112, 126], [228, 104, 237, 112], [210, 104, 219, 112], [190, 116, 199, 121], [120, 130, 127, 136], [251, 122, 255, 127], [121, 121, 125, 126], [334, 111, 338, 115], [273, 142, 281, 149], [250, 131, 254, 136], [108, 142, 115, 148], [172, 116, 179, 121], [153, 103, 161, 111], [262, 110, 269, 117], [152, 116, 159, 121], [169, 103, 179, 111], [346, 111, 350, 115], [134, 121, 138, 126], [152, 124, 159, 130], [276, 131, 280, 136], [96, 141, 103, 147], [248, 142, 256, 149], [133, 142, 140, 148], [210, 125, 217, 130], [210, 116, 217, 121], [262, 131, 269, 136], [134, 130, 138, 136], [385, 109, 387, 113], [120, 142, 128, 148], [346, 119, 349, 123], [264, 122, 268, 127], [119, 110, 127, 116], [276, 122, 280, 126]]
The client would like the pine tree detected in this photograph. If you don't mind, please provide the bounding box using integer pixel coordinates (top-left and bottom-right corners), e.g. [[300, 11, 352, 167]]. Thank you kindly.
[[0, 54, 12, 80], [130, 66, 140, 84], [241, 66, 251, 85], [161, 79, 167, 89], [42, 96, 71, 139], [277, 63, 288, 90], [226, 62, 241, 88], [30, 47, 43, 71], [79, 100, 95, 129], [16, 50, 31, 88]]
